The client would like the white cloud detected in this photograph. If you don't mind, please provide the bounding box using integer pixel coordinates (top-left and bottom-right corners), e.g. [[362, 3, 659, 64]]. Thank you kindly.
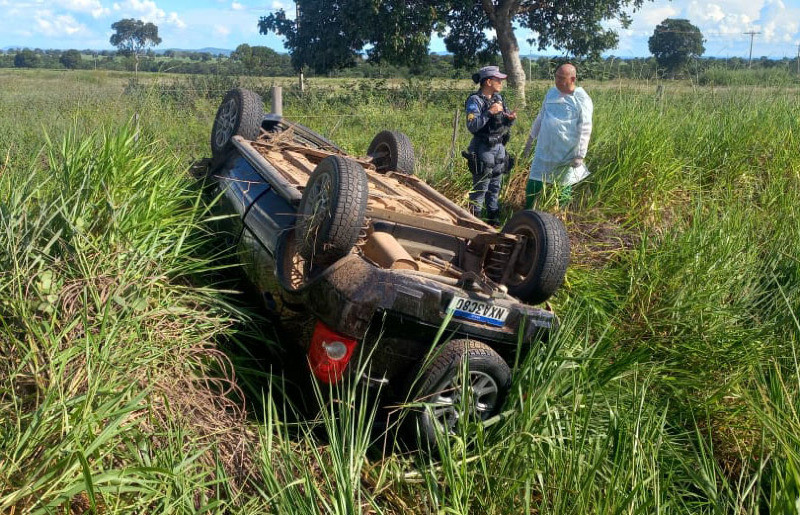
[[611, 0, 800, 56], [271, 1, 286, 9], [673, 0, 800, 45], [54, 0, 110, 18], [697, 4, 726, 23], [685, 1, 753, 35], [112, 0, 184, 27], [167, 12, 184, 28], [757, 0, 800, 43], [34, 10, 88, 36], [231, 1, 244, 10], [638, 6, 680, 28], [214, 24, 230, 37]]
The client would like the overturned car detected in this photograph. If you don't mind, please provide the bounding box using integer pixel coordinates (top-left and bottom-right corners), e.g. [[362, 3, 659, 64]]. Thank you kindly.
[[204, 88, 570, 447]]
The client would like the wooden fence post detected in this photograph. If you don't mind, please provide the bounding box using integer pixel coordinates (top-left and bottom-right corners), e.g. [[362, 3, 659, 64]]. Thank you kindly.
[[448, 108, 461, 171]]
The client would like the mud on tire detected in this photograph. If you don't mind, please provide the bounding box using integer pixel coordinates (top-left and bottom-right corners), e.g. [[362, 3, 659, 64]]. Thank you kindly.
[[211, 88, 264, 161], [295, 156, 368, 268], [405, 339, 511, 452], [501, 210, 570, 304], [367, 130, 415, 174]]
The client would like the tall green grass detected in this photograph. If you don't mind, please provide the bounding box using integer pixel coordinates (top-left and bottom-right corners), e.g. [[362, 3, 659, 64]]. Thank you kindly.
[[698, 66, 799, 87], [1, 70, 800, 512], [0, 123, 253, 511]]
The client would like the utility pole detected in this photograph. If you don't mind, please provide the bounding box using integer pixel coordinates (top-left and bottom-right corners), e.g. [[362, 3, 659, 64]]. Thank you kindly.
[[743, 31, 761, 68], [796, 43, 799, 75]]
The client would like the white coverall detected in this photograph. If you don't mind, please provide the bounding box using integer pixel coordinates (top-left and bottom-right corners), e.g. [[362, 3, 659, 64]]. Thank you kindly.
[[528, 86, 593, 186]]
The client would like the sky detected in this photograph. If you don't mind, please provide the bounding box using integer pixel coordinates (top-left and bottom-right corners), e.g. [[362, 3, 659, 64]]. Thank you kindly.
[[1, 0, 799, 60]]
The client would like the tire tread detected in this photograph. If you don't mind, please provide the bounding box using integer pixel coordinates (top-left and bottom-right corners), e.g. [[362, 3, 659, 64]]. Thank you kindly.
[[367, 130, 415, 174], [502, 210, 570, 304], [296, 156, 368, 267]]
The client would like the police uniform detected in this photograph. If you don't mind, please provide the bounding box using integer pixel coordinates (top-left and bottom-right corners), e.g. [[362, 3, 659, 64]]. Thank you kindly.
[[465, 78, 514, 225]]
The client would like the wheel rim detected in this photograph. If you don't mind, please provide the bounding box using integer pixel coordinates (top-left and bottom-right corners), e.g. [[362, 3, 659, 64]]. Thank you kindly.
[[427, 370, 500, 433], [507, 227, 539, 287], [280, 233, 308, 290], [300, 172, 332, 245], [214, 97, 239, 148], [371, 142, 391, 170]]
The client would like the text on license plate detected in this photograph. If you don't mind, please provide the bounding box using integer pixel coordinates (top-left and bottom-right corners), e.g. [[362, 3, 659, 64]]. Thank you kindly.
[[447, 296, 509, 327]]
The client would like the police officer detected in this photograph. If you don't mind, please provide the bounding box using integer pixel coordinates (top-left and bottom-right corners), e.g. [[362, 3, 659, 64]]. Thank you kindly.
[[465, 65, 517, 226]]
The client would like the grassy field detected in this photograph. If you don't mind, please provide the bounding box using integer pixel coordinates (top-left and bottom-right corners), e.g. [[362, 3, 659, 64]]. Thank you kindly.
[[1, 68, 800, 513]]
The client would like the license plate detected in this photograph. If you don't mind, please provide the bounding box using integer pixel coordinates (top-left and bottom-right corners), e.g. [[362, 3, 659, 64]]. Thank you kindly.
[[447, 295, 509, 327]]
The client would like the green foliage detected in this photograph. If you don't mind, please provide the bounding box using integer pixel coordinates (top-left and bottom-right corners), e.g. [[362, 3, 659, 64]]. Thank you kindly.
[[514, 0, 645, 59], [259, 0, 649, 75], [0, 122, 247, 511], [109, 18, 162, 57], [648, 18, 705, 75], [258, 0, 433, 73], [14, 49, 39, 68], [1, 48, 797, 86], [698, 66, 797, 86], [231, 44, 292, 76], [2, 70, 800, 511], [59, 49, 83, 70]]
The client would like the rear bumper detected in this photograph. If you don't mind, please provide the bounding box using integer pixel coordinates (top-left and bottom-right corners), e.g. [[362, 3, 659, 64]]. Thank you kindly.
[[279, 254, 556, 346]]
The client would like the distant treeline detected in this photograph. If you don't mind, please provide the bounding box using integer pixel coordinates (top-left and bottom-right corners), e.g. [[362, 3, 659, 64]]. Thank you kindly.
[[2, 46, 799, 83]]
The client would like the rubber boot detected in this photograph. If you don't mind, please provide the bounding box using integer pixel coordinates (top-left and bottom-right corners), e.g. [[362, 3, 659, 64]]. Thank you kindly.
[[486, 208, 500, 228], [525, 179, 544, 210]]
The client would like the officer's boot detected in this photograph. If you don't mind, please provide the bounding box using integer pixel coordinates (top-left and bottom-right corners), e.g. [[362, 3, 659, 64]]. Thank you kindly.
[[486, 208, 501, 228]]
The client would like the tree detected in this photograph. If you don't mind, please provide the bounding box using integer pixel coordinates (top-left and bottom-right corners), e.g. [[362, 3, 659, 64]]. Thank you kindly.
[[14, 49, 39, 68], [259, 0, 649, 103], [109, 18, 162, 74], [232, 44, 283, 75], [60, 49, 82, 70], [648, 19, 704, 76]]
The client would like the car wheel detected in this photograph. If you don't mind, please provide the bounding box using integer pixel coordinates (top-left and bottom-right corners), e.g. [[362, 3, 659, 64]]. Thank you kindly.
[[501, 210, 570, 304], [211, 88, 264, 161], [406, 339, 511, 451], [367, 130, 415, 174], [295, 156, 368, 268]]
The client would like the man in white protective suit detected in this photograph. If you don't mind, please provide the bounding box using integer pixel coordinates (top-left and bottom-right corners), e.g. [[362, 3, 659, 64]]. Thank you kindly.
[[522, 63, 593, 208]]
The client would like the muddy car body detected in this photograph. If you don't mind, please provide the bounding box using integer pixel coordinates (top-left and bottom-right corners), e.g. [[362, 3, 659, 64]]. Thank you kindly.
[[205, 88, 570, 446]]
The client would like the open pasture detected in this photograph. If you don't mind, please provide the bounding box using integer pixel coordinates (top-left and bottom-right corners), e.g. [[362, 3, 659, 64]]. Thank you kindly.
[[1, 69, 799, 513]]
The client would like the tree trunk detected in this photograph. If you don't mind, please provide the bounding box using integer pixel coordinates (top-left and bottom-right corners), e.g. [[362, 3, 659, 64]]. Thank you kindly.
[[482, 0, 526, 106]]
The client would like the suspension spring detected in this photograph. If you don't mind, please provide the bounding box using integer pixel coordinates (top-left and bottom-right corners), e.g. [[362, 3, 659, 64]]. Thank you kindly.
[[485, 239, 514, 283]]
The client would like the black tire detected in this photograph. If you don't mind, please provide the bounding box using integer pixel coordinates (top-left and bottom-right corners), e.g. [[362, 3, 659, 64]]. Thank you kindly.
[[406, 339, 511, 451], [295, 156, 368, 268], [211, 88, 264, 160], [367, 130, 415, 174], [501, 210, 570, 304]]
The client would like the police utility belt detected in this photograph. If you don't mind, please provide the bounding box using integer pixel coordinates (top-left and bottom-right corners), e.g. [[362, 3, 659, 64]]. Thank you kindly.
[[461, 150, 514, 178]]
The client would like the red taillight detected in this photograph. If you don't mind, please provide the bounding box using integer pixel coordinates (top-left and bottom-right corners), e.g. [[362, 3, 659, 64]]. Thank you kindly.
[[307, 321, 358, 384]]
